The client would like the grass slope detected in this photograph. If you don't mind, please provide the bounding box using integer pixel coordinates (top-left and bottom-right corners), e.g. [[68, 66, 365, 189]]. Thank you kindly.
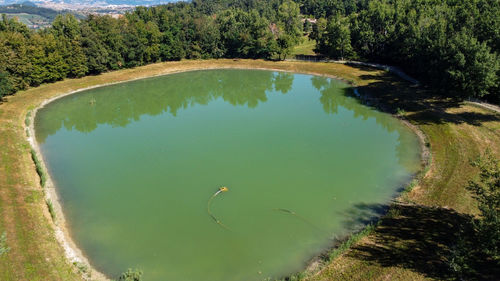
[[4, 13, 49, 28], [291, 37, 317, 56], [0, 59, 498, 280], [305, 66, 500, 281]]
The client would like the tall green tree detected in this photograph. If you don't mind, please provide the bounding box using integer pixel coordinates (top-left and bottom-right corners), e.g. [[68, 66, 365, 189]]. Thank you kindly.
[[444, 31, 499, 98], [275, 0, 302, 60], [86, 15, 126, 70], [468, 150, 500, 260], [51, 14, 88, 78], [0, 29, 32, 91], [317, 14, 353, 60], [80, 21, 109, 74], [218, 8, 275, 59], [0, 72, 13, 98], [156, 9, 185, 60]]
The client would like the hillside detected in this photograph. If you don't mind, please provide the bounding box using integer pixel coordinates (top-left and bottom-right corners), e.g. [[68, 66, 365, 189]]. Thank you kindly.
[[0, 2, 83, 28], [0, 0, 176, 7]]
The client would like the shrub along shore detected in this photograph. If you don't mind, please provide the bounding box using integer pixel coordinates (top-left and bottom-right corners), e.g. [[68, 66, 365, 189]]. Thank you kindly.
[[0, 59, 499, 280]]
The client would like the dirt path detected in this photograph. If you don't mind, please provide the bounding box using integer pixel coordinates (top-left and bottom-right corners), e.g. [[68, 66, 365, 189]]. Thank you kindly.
[[467, 101, 500, 114]]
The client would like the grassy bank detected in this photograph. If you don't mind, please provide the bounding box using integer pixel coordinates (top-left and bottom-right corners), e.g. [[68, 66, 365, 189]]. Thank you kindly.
[[291, 37, 317, 56], [304, 67, 500, 280], [0, 59, 498, 280]]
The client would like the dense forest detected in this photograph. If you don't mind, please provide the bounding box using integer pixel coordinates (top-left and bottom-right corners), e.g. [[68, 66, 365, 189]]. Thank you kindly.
[[0, 0, 499, 102]]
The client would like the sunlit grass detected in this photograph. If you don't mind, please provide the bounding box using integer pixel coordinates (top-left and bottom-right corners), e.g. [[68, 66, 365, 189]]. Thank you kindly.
[[291, 37, 317, 56]]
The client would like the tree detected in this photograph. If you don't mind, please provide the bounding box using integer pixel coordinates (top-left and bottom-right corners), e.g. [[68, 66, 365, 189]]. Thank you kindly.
[[0, 72, 13, 98], [157, 9, 185, 61], [28, 32, 67, 85], [86, 15, 126, 70], [51, 14, 88, 78], [190, 15, 224, 59], [275, 0, 302, 60], [467, 149, 500, 260], [275, 33, 293, 60], [318, 14, 353, 60], [80, 22, 109, 74], [350, 0, 395, 59], [218, 8, 276, 59], [310, 17, 326, 43], [445, 31, 499, 99], [303, 19, 312, 35], [118, 268, 143, 281]]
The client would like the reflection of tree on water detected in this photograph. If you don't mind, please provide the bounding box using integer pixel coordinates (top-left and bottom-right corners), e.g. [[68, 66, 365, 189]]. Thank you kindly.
[[312, 76, 421, 174], [312, 76, 397, 127], [273, 72, 294, 94], [35, 70, 294, 143]]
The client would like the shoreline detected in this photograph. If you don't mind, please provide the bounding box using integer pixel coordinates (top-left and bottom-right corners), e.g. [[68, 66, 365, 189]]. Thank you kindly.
[[27, 95, 109, 280], [24, 61, 428, 281], [295, 102, 431, 279]]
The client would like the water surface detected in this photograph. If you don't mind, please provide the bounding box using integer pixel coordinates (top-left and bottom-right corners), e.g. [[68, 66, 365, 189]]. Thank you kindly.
[[35, 69, 421, 281]]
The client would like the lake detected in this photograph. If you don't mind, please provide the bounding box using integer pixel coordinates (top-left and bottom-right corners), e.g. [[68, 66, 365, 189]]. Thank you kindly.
[[35, 69, 421, 281]]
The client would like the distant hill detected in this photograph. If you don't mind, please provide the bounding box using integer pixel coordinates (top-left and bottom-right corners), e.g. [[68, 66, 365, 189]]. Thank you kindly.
[[0, 3, 83, 20], [0, 3, 84, 29], [0, 0, 177, 6], [20, 1, 36, 6], [1, 4, 60, 20]]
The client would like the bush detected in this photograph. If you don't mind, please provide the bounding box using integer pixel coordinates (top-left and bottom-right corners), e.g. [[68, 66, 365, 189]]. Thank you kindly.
[[118, 268, 143, 281], [25, 110, 31, 127], [46, 199, 56, 221], [0, 231, 10, 257], [30, 149, 46, 188]]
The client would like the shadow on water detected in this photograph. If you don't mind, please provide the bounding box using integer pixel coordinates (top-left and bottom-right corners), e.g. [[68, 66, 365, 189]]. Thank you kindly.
[[333, 202, 500, 281], [339, 202, 390, 231], [344, 64, 500, 127], [311, 75, 423, 173]]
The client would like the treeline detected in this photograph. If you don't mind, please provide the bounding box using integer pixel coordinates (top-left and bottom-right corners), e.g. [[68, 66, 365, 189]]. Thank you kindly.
[[0, 0, 302, 98], [310, 0, 499, 101], [0, 0, 499, 102]]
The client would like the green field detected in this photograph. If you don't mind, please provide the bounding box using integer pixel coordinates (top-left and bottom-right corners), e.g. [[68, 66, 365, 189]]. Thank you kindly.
[[5, 13, 51, 29], [291, 37, 317, 56]]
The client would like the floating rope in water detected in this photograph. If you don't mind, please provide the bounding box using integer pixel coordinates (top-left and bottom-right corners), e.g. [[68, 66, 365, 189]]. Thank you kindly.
[[206, 188, 323, 232], [207, 186, 230, 230], [274, 208, 324, 232]]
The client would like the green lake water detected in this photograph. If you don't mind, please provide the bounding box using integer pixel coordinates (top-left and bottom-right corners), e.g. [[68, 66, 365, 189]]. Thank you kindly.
[[35, 69, 421, 281]]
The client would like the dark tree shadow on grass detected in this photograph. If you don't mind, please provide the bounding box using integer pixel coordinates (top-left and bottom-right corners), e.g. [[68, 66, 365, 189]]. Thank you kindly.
[[332, 65, 500, 280], [340, 203, 500, 280], [346, 64, 500, 127]]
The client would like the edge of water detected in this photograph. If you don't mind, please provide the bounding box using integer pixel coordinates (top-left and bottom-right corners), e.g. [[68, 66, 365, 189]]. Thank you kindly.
[[26, 65, 429, 281]]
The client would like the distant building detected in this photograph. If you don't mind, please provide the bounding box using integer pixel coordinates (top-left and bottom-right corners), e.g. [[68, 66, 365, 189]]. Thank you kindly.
[[302, 18, 317, 24]]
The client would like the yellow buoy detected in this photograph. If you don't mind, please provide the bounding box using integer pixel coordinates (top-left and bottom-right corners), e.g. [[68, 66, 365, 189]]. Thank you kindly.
[[207, 186, 230, 230]]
